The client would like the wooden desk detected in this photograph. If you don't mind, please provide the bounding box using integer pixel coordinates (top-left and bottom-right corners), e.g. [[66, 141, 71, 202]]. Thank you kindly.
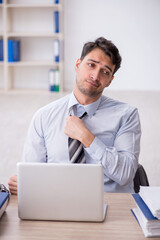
[[0, 193, 159, 240]]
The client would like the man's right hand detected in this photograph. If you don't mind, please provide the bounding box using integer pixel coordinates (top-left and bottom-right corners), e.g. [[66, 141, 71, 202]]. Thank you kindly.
[[64, 115, 95, 148], [8, 175, 17, 195]]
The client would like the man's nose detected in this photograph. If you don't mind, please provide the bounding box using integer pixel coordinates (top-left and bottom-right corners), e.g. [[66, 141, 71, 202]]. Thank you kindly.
[[89, 69, 100, 81]]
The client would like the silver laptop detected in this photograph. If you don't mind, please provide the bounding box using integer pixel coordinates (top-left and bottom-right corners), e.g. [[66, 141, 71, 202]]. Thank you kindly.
[[17, 162, 107, 222]]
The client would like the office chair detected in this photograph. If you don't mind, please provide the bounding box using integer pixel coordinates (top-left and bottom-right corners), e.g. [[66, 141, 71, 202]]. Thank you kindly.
[[133, 164, 149, 193]]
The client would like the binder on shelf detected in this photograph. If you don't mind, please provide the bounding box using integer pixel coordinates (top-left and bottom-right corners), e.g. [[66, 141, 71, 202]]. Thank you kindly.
[[8, 40, 20, 62], [54, 69, 60, 92], [48, 69, 54, 91], [54, 11, 59, 33], [0, 0, 3, 4], [54, 0, 59, 3], [0, 39, 3, 61], [53, 39, 60, 62], [48, 69, 60, 92]]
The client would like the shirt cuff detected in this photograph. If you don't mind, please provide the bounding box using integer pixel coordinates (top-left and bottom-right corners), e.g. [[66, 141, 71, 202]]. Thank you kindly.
[[85, 136, 106, 163]]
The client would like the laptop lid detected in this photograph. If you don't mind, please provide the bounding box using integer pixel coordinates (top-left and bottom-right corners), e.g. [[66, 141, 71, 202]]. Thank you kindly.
[[17, 162, 106, 222]]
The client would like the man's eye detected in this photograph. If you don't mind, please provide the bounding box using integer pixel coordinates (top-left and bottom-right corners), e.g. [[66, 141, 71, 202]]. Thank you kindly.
[[88, 63, 94, 67], [103, 70, 109, 75]]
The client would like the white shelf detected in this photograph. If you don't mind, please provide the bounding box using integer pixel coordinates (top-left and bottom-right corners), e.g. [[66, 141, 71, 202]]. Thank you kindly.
[[7, 61, 60, 67], [0, 0, 64, 92], [7, 32, 63, 39], [6, 4, 62, 9]]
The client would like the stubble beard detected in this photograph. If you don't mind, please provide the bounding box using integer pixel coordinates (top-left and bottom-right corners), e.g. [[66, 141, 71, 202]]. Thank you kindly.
[[76, 78, 103, 98]]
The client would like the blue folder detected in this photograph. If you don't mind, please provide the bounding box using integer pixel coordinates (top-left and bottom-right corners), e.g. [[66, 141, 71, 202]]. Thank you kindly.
[[0, 192, 9, 209], [132, 193, 157, 220], [8, 40, 20, 62], [54, 11, 59, 33], [0, 192, 10, 218], [0, 39, 3, 61]]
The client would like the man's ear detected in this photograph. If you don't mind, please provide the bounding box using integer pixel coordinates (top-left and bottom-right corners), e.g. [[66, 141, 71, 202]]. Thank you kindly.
[[75, 59, 81, 72], [106, 75, 114, 87]]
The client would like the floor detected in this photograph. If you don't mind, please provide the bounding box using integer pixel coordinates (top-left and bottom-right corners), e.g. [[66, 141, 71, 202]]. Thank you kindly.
[[0, 89, 160, 188]]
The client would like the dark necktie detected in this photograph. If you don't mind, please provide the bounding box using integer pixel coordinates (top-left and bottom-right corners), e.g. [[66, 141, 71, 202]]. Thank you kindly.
[[68, 112, 87, 164]]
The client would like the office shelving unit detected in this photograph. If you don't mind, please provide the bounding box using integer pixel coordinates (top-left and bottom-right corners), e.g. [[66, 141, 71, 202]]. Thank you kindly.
[[0, 0, 64, 92], [0, 2, 4, 88]]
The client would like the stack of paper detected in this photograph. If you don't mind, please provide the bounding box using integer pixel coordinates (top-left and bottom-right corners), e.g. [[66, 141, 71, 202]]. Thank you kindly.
[[131, 186, 160, 238], [139, 186, 160, 219]]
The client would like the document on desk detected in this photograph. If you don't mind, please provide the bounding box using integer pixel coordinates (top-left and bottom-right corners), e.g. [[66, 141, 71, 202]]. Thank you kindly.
[[132, 194, 157, 220], [139, 186, 160, 219], [0, 192, 10, 218], [131, 191, 160, 238], [131, 207, 160, 238]]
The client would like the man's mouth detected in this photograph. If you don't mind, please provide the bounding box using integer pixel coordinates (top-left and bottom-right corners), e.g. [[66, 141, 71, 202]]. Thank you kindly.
[[86, 79, 99, 88]]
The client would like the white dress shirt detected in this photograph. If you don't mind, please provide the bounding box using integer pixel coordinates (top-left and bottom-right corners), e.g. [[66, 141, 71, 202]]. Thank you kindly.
[[22, 92, 141, 193]]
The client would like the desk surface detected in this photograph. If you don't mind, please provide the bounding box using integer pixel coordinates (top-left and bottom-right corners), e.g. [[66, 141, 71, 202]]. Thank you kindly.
[[0, 193, 159, 240]]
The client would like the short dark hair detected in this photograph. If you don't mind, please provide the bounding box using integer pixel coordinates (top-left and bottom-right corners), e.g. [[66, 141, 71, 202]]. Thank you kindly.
[[80, 37, 122, 74]]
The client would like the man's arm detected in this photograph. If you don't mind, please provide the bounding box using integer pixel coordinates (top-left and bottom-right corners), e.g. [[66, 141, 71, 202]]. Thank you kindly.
[[22, 109, 47, 163], [64, 108, 141, 186]]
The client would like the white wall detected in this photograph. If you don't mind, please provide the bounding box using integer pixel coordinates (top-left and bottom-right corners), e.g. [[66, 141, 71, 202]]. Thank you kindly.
[[64, 0, 160, 91]]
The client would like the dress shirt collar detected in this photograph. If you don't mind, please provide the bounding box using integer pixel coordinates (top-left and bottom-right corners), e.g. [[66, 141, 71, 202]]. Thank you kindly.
[[68, 92, 102, 118]]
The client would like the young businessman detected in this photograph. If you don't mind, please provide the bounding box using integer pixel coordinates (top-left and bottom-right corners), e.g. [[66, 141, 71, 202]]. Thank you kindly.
[[8, 37, 141, 195]]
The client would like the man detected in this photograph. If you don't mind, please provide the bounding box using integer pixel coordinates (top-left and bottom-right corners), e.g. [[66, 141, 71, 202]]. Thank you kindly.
[[8, 37, 141, 194]]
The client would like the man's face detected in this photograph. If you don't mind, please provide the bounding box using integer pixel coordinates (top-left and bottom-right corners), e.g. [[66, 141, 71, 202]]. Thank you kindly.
[[75, 48, 115, 100]]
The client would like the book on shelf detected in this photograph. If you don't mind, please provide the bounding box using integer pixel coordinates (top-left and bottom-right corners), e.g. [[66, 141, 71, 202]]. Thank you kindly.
[[54, 11, 59, 33], [131, 186, 160, 238], [0, 184, 10, 219], [8, 40, 20, 62], [0, 39, 3, 61], [48, 68, 60, 92], [53, 39, 60, 62]]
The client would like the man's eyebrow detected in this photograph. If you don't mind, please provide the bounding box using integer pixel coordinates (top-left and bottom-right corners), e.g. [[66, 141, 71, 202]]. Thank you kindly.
[[87, 59, 113, 73]]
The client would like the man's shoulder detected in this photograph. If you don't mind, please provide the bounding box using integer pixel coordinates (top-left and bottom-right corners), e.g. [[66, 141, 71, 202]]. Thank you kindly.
[[100, 95, 137, 113], [33, 93, 71, 119], [39, 93, 71, 112]]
